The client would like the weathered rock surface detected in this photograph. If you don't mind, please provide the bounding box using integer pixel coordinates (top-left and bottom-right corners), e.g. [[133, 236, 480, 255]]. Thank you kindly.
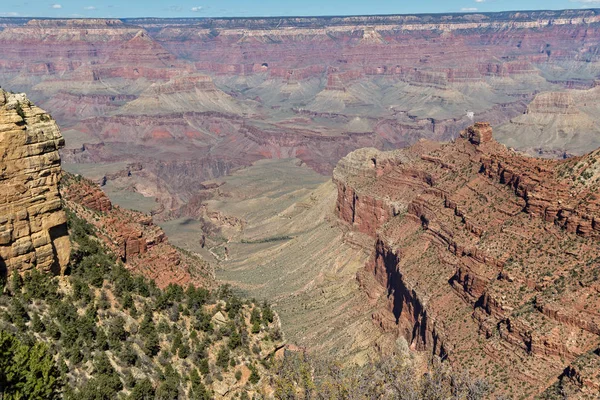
[[0, 89, 70, 275], [61, 173, 213, 289], [334, 123, 600, 397]]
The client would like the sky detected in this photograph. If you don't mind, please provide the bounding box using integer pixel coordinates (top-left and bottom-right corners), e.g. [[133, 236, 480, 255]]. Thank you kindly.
[[2, 0, 600, 18]]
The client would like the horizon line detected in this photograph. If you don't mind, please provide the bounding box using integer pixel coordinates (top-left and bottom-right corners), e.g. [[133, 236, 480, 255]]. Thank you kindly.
[[1, 7, 599, 21]]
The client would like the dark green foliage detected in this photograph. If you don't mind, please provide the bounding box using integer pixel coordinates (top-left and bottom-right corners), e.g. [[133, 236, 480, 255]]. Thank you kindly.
[[78, 254, 112, 287], [156, 364, 180, 400], [189, 368, 211, 400], [66, 208, 115, 287], [0, 330, 61, 400], [178, 343, 191, 359], [157, 284, 184, 310], [14, 102, 25, 120], [216, 346, 230, 370], [193, 309, 213, 333], [171, 331, 183, 354], [228, 327, 242, 350], [134, 276, 150, 297], [197, 357, 210, 375], [143, 329, 160, 357], [139, 308, 154, 336], [71, 277, 92, 303], [7, 297, 29, 329], [10, 269, 22, 295], [22, 269, 58, 302], [186, 285, 209, 311], [83, 352, 123, 398], [46, 320, 61, 340], [262, 301, 274, 324], [248, 364, 260, 385], [129, 378, 155, 400], [77, 372, 123, 400], [31, 312, 45, 333], [107, 316, 128, 343], [97, 290, 110, 310], [122, 292, 134, 310], [226, 295, 242, 319], [95, 328, 109, 351], [120, 341, 138, 366], [251, 320, 260, 334]]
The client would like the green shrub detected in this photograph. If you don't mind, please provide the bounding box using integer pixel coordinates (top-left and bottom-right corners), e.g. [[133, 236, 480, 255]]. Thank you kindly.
[[0, 330, 62, 399]]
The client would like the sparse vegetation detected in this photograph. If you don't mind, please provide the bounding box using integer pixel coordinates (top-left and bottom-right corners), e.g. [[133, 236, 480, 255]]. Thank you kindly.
[[14, 101, 25, 120], [0, 210, 281, 399]]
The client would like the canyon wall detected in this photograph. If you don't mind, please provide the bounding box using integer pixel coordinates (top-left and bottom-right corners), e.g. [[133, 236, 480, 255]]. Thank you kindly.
[[2, 11, 600, 218], [0, 90, 70, 275], [334, 123, 600, 397]]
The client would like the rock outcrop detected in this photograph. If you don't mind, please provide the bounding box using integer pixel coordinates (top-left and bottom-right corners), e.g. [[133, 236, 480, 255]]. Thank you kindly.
[[334, 123, 600, 397], [61, 173, 213, 289], [0, 90, 70, 275]]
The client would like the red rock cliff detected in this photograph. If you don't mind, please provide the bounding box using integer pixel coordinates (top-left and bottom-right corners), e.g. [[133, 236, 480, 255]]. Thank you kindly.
[[336, 122, 600, 397]]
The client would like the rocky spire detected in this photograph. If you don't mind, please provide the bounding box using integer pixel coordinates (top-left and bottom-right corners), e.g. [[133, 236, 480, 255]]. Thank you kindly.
[[0, 90, 70, 275]]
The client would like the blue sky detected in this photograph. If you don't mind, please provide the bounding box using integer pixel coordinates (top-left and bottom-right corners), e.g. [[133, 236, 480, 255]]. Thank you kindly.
[[2, 0, 599, 18]]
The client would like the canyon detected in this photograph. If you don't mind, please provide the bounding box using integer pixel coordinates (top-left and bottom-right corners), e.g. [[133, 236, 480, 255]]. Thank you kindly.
[[2, 10, 600, 218], [3, 8, 600, 398], [0, 88, 213, 289]]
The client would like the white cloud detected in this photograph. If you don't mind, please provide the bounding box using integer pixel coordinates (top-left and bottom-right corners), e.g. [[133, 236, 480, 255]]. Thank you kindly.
[[570, 0, 600, 3], [475, 0, 485, 2], [51, 4, 62, 9], [191, 6, 203, 12], [461, 7, 478, 11], [84, 6, 96, 10], [0, 11, 20, 16]]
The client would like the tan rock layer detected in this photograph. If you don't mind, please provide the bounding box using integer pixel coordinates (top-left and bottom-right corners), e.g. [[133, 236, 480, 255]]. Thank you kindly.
[[0, 90, 70, 274]]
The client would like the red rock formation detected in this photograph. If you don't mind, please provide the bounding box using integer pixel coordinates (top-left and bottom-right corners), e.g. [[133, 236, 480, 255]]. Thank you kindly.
[[335, 123, 600, 397], [61, 174, 213, 289]]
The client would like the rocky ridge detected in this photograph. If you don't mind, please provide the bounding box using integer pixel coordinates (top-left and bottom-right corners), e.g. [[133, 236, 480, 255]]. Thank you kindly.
[[61, 173, 213, 289], [0, 89, 70, 275], [334, 122, 600, 397], [0, 89, 213, 290]]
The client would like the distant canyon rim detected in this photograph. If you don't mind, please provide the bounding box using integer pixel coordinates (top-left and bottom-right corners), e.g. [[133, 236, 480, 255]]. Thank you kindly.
[[2, 10, 600, 220]]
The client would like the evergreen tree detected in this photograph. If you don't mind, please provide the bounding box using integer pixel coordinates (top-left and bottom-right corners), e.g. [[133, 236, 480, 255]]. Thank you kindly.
[[0, 330, 62, 400]]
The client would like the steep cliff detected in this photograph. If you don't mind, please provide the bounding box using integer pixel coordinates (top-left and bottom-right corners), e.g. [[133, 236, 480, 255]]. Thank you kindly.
[[0, 89, 70, 275], [334, 123, 600, 397]]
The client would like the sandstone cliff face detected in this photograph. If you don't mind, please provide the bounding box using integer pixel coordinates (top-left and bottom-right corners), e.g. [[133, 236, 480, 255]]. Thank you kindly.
[[335, 123, 600, 397], [0, 90, 70, 275]]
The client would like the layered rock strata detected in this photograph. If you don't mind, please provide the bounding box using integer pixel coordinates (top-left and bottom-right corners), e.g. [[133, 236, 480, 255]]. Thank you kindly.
[[0, 90, 70, 275], [61, 173, 213, 288], [334, 122, 600, 397]]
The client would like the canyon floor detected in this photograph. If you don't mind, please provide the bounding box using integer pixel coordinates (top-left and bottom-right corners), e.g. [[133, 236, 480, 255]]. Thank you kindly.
[[161, 159, 393, 363]]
